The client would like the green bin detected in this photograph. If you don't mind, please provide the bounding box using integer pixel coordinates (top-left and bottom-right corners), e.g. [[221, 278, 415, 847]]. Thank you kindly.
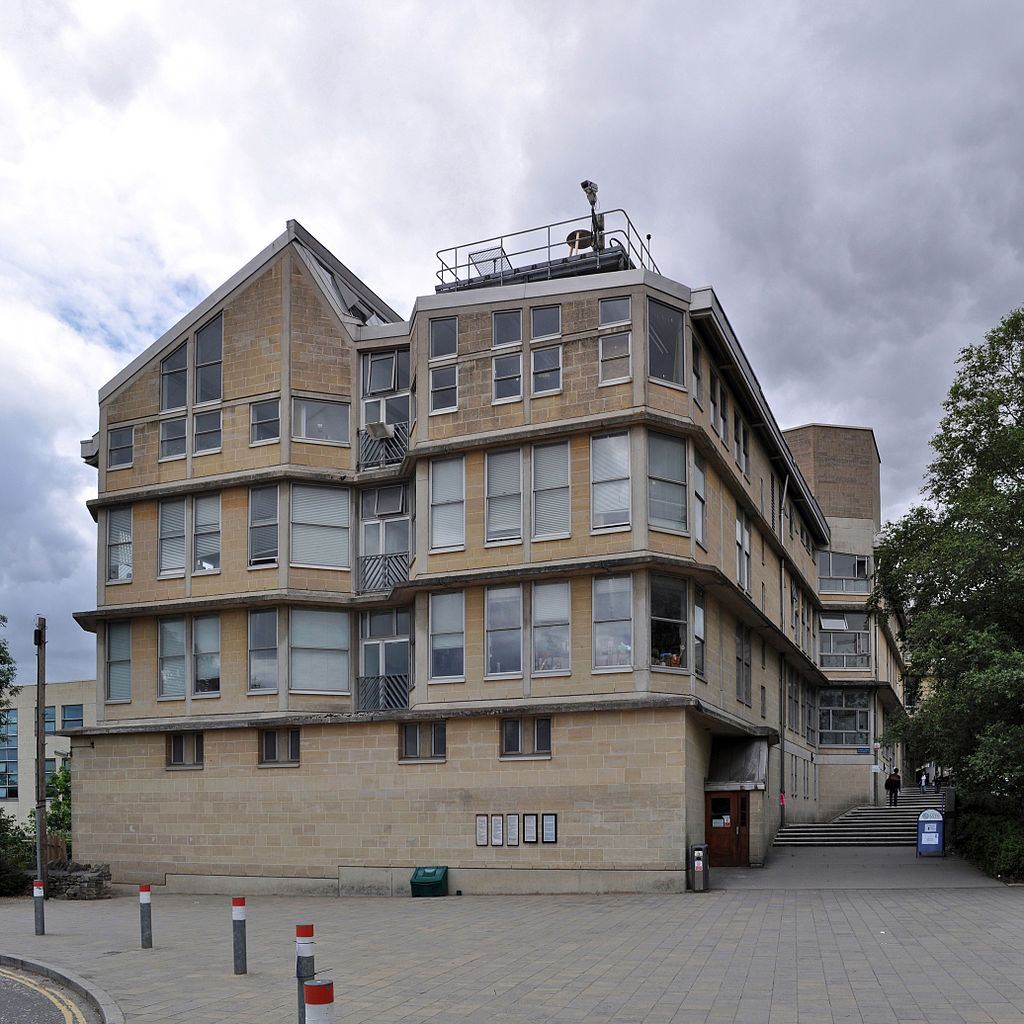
[[410, 865, 449, 897]]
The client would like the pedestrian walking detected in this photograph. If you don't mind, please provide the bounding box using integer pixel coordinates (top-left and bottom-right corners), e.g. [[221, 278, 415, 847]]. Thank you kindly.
[[884, 769, 901, 806], [920, 772, 927, 794]]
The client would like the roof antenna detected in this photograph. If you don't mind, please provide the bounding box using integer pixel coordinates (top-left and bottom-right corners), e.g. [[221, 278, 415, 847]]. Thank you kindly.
[[580, 180, 605, 251]]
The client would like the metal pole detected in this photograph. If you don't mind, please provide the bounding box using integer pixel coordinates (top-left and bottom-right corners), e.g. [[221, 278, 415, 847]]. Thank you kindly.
[[33, 617, 47, 894], [232, 898, 247, 975], [303, 981, 334, 1024], [296, 924, 315, 1024], [139, 885, 153, 948], [33, 879, 44, 935]]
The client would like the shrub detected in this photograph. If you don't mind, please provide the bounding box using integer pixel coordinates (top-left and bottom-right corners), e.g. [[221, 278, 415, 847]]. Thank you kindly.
[[0, 809, 34, 896], [951, 792, 1024, 881]]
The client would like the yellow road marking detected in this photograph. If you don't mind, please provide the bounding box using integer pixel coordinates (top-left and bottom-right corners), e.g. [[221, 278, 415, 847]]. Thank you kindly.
[[0, 965, 87, 1024]]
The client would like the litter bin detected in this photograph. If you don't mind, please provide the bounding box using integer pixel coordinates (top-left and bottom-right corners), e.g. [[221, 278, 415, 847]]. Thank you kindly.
[[917, 809, 945, 857], [410, 865, 449, 897], [688, 844, 710, 891]]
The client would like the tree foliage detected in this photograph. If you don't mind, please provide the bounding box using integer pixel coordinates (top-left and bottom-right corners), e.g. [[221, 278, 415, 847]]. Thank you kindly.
[[873, 306, 1024, 801], [0, 614, 17, 713]]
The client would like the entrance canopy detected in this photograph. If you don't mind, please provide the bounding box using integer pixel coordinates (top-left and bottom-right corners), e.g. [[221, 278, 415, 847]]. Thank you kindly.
[[705, 737, 768, 791]]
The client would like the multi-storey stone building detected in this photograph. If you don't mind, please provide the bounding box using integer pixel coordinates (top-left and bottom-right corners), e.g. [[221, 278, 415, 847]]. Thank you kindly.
[[71, 206, 905, 894]]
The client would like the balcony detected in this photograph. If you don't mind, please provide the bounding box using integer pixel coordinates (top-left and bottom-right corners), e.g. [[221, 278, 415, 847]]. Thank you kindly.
[[358, 420, 410, 470], [357, 674, 410, 711], [358, 551, 410, 593]]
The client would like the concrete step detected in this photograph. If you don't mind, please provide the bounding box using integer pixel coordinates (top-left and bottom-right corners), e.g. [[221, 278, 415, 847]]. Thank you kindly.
[[773, 798, 944, 848]]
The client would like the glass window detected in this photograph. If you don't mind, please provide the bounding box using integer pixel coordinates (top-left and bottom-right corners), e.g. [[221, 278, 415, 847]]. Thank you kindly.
[[43, 706, 55, 734], [61, 704, 83, 730], [501, 716, 552, 756], [251, 399, 280, 443], [194, 409, 221, 453], [692, 336, 703, 403], [485, 586, 522, 676], [591, 433, 630, 530], [106, 621, 131, 701], [493, 310, 522, 347], [161, 343, 187, 411], [249, 485, 278, 566], [530, 346, 561, 395], [736, 624, 752, 705], [108, 426, 133, 468], [430, 365, 457, 412], [533, 581, 570, 674], [159, 617, 186, 697], [651, 576, 686, 669], [533, 440, 570, 539], [160, 417, 186, 459], [0, 709, 17, 799], [193, 615, 220, 695], [531, 305, 561, 340], [485, 449, 522, 543], [694, 453, 707, 548], [736, 511, 751, 590], [648, 299, 685, 386], [106, 506, 132, 582], [167, 732, 203, 767], [818, 689, 870, 745], [195, 314, 223, 403], [291, 485, 350, 568], [694, 588, 706, 676], [158, 498, 185, 576], [290, 609, 350, 692], [293, 398, 349, 442], [599, 332, 630, 383], [648, 433, 687, 532], [260, 728, 300, 764], [819, 613, 870, 669], [400, 721, 447, 760], [360, 608, 410, 686], [599, 296, 630, 326], [818, 551, 871, 593], [429, 317, 458, 359], [248, 609, 278, 692], [193, 494, 220, 572], [430, 457, 464, 549], [430, 591, 464, 680], [492, 353, 522, 402], [593, 575, 632, 669]]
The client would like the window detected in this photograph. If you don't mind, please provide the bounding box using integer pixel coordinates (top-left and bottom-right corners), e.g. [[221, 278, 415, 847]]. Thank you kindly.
[[648, 433, 687, 532], [502, 716, 552, 757], [591, 433, 630, 530], [740, 423, 750, 477], [43, 706, 55, 734], [492, 353, 522, 402], [248, 609, 278, 692], [167, 732, 203, 768], [249, 485, 278, 566], [108, 426, 133, 468], [160, 417, 186, 459], [429, 591, 464, 680], [593, 575, 632, 669], [293, 397, 349, 443], [106, 506, 132, 582], [710, 372, 719, 434], [694, 588, 706, 676], [0, 709, 17, 799], [533, 581, 570, 674], [819, 613, 870, 669], [493, 309, 521, 347], [430, 457, 464, 550], [291, 485, 350, 568], [106, 622, 131, 702], [734, 413, 743, 465], [531, 346, 561, 394], [692, 336, 703, 403], [194, 410, 221, 453], [193, 615, 220, 695], [818, 551, 871, 593], [599, 296, 630, 326], [195, 314, 223, 404], [290, 609, 350, 692], [694, 453, 707, 548], [720, 391, 729, 445], [761, 685, 767, 718], [401, 721, 447, 760], [736, 624, 752, 705], [485, 449, 522, 543], [260, 728, 300, 765], [61, 705, 83, 730], [429, 365, 457, 413], [599, 332, 630, 383], [158, 498, 185, 576], [818, 689, 870, 746], [648, 299, 685, 386], [533, 440, 570, 538], [736, 511, 751, 591], [193, 493, 220, 572], [361, 351, 409, 428], [161, 343, 187, 411], [485, 585, 522, 677], [158, 617, 186, 697], [651, 576, 687, 669], [429, 317, 458, 359], [251, 399, 280, 443], [360, 608, 410, 689], [531, 305, 560, 340]]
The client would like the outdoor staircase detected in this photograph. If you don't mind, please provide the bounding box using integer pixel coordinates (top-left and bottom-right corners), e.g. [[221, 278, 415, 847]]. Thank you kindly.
[[774, 790, 947, 847]]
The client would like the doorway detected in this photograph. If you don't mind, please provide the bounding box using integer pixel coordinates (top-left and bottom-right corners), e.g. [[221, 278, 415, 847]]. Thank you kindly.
[[705, 791, 749, 867]]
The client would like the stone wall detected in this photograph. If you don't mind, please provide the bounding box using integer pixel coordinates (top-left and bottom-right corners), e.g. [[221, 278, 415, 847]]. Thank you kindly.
[[47, 861, 112, 899]]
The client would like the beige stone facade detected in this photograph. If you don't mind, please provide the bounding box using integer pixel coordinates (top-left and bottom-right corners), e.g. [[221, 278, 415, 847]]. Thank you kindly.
[[69, 216, 904, 894]]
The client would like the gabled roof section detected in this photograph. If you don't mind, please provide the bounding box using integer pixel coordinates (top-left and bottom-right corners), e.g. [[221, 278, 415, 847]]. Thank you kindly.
[[99, 221, 401, 403]]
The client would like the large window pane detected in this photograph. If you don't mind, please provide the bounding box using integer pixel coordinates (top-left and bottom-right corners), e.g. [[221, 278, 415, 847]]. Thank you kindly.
[[291, 485, 350, 568], [648, 299, 685, 385], [290, 609, 349, 692], [486, 449, 521, 542], [193, 615, 220, 694], [592, 433, 630, 529], [430, 457, 464, 549], [294, 398, 349, 442], [486, 586, 522, 676], [249, 609, 278, 691], [594, 575, 632, 668], [430, 592, 464, 679], [159, 618, 186, 697], [648, 433, 687, 531]]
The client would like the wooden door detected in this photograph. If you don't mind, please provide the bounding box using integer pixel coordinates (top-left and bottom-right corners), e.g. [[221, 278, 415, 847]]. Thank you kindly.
[[705, 792, 749, 867]]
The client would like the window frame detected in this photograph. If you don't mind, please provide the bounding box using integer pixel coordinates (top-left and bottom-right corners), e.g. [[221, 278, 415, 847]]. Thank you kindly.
[[193, 493, 221, 574], [694, 452, 707, 549], [106, 505, 133, 584], [531, 345, 562, 395], [532, 580, 571, 675], [108, 426, 133, 469], [159, 416, 187, 460], [500, 716, 552, 758], [532, 439, 570, 540], [429, 456, 465, 552], [250, 399, 281, 445], [248, 608, 279, 693], [429, 364, 458, 414], [591, 432, 631, 532], [429, 317, 458, 360], [492, 352, 522, 404], [248, 485, 279, 567], [694, 587, 706, 677], [400, 721, 448, 762], [647, 298, 686, 388], [598, 296, 631, 328], [192, 614, 221, 697], [194, 314, 223, 406], [485, 584, 523, 678], [259, 728, 301, 766], [105, 621, 131, 703], [492, 309, 522, 348], [599, 331, 631, 385], [158, 498, 186, 578], [593, 574, 633, 671], [293, 396, 350, 444], [650, 575, 687, 670], [158, 616, 186, 699], [167, 732, 204, 769], [289, 608, 350, 694], [160, 343, 187, 412], [290, 484, 351, 570], [429, 591, 465, 682], [530, 304, 561, 341], [648, 432, 688, 533], [485, 449, 522, 544], [193, 409, 222, 454]]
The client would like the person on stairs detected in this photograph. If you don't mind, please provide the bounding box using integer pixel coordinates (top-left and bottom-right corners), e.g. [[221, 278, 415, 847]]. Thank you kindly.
[[920, 771, 928, 794], [884, 769, 901, 806]]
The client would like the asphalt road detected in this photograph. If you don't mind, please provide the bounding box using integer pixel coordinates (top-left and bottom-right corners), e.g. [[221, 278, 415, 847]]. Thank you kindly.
[[0, 965, 100, 1024]]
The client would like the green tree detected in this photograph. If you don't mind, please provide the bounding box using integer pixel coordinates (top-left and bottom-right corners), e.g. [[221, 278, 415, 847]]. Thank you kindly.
[[45, 764, 72, 836], [0, 614, 17, 712], [873, 306, 1024, 801]]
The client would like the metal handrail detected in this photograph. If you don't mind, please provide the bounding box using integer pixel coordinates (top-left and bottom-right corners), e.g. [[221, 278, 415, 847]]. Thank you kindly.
[[357, 550, 410, 593], [356, 674, 410, 711]]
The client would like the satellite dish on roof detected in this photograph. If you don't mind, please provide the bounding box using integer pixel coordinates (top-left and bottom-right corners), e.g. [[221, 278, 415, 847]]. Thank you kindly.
[[566, 229, 593, 255]]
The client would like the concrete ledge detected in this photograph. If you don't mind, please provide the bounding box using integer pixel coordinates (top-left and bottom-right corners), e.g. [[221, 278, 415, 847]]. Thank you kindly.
[[118, 874, 340, 897], [0, 952, 125, 1024]]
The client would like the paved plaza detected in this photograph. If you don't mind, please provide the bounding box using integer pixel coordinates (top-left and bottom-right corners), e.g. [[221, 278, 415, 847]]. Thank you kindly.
[[2, 849, 1023, 1024]]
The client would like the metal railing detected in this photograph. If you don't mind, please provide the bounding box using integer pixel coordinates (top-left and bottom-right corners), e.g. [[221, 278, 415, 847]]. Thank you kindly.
[[357, 550, 410, 593], [358, 421, 410, 470], [357, 674, 410, 711]]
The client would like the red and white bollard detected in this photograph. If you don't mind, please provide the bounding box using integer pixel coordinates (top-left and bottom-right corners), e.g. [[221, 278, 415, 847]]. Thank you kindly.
[[33, 879, 44, 935], [296, 924, 315, 1024], [139, 885, 153, 948], [303, 980, 334, 1024], [232, 897, 247, 975]]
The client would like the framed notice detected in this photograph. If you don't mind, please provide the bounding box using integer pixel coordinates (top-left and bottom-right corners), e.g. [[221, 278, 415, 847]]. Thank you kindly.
[[523, 813, 539, 843], [542, 813, 558, 843], [506, 814, 520, 847], [475, 814, 488, 846], [491, 814, 504, 846]]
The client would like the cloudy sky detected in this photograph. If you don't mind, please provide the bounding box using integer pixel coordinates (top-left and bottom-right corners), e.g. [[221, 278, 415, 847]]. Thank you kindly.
[[2, 0, 1023, 683]]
